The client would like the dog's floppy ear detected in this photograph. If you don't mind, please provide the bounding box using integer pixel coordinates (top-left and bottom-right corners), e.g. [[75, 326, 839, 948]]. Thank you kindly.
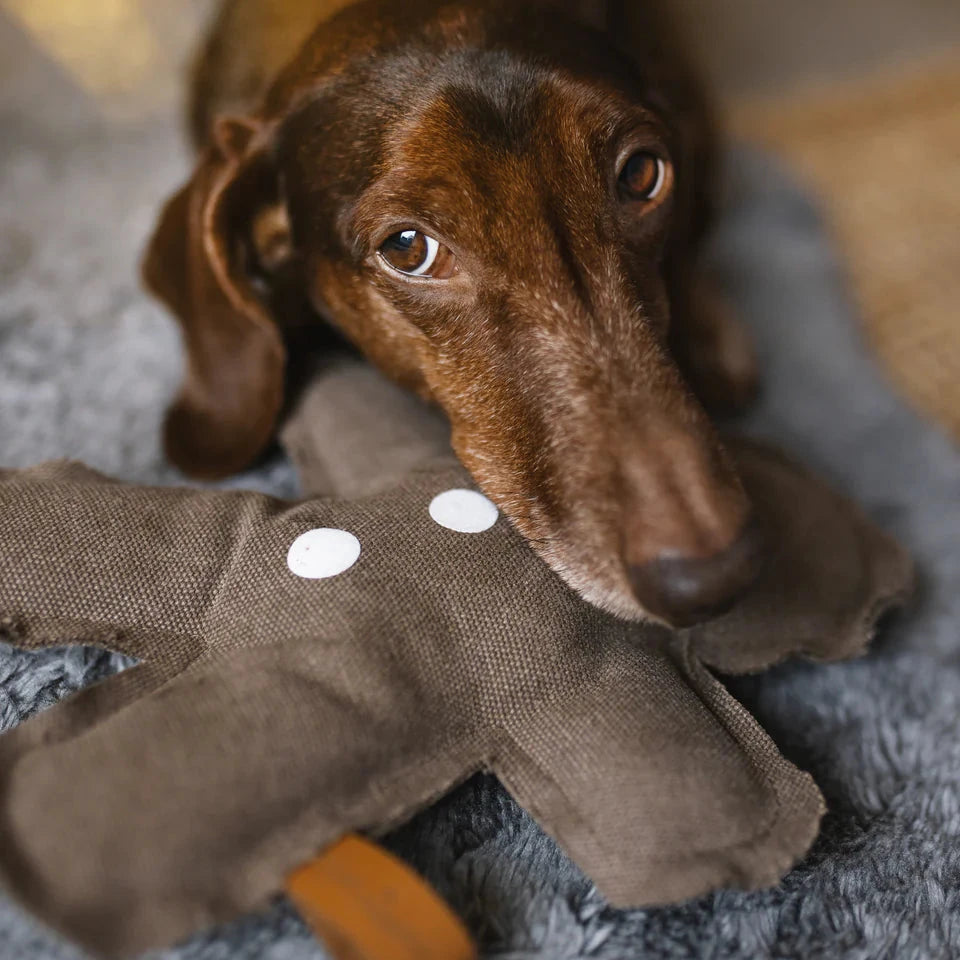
[[143, 116, 290, 480]]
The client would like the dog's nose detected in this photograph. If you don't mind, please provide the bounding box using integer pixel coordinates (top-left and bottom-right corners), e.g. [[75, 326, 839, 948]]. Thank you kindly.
[[628, 518, 765, 628]]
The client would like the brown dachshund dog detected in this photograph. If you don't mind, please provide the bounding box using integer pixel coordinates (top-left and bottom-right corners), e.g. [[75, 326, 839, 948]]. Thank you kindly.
[[143, 0, 762, 626]]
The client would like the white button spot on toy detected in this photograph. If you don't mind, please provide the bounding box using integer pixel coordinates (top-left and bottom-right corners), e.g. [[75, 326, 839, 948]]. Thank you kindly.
[[429, 489, 499, 533], [287, 529, 361, 579]]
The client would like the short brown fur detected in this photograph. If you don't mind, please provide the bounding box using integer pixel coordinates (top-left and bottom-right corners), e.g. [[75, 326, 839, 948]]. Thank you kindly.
[[144, 0, 761, 624]]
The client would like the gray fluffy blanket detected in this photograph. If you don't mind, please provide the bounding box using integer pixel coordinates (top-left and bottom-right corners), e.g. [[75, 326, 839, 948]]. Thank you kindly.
[[1, 110, 959, 960]]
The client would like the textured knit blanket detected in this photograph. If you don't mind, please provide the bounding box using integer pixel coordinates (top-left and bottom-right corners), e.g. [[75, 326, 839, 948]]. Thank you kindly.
[[1, 108, 958, 959]]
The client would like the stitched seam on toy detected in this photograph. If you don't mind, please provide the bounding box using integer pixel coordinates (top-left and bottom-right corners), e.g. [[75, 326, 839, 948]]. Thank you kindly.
[[367, 730, 487, 802], [0, 612, 205, 665], [282, 732, 491, 843], [671, 640, 788, 856], [369, 756, 489, 837], [193, 495, 273, 632], [493, 724, 608, 851]]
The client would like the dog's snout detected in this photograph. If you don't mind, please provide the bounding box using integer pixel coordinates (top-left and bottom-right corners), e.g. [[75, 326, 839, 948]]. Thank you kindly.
[[628, 518, 765, 628]]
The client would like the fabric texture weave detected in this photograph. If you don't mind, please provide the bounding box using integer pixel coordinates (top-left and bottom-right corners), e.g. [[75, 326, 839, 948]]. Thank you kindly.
[[0, 358, 910, 958]]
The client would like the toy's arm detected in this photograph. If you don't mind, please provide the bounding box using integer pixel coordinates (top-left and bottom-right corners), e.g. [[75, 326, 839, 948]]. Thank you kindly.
[[0, 459, 275, 666], [0, 457, 481, 959], [688, 438, 913, 674]]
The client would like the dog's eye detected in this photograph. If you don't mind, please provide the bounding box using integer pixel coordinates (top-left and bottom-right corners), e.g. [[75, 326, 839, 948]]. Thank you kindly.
[[378, 230, 457, 279], [619, 152, 669, 203]]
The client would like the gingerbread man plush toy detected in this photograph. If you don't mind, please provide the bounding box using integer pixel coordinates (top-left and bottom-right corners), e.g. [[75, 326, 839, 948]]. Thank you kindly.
[[0, 358, 911, 958]]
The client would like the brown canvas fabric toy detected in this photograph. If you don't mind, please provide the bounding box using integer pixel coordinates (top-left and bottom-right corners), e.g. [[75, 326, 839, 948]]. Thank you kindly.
[[0, 359, 911, 959]]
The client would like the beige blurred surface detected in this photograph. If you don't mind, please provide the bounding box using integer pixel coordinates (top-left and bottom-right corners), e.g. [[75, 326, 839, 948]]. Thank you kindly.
[[0, 0, 213, 124], [672, 0, 960, 100], [734, 54, 960, 443], [1, 0, 959, 124], [0, 0, 957, 440]]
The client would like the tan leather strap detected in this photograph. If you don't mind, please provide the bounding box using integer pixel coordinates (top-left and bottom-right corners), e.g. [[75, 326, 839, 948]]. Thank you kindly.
[[286, 835, 477, 960]]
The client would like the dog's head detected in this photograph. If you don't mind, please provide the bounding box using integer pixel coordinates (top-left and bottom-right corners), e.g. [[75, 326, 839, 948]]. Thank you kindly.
[[144, 0, 760, 626]]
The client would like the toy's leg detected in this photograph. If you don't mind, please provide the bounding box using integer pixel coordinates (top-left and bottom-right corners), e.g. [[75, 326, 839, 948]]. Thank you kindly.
[[0, 641, 474, 960], [496, 638, 824, 908], [0, 660, 174, 760]]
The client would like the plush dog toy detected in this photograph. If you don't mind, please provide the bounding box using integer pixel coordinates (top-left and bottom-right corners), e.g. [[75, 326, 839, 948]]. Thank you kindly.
[[0, 359, 911, 959]]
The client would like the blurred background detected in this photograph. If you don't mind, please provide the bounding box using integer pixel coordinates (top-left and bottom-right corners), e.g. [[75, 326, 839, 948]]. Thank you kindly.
[[0, 0, 957, 440], [1, 0, 957, 118], [0, 4, 957, 957], [677, 0, 960, 100]]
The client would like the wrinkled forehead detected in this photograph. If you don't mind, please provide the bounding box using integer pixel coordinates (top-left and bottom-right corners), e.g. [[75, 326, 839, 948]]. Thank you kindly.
[[385, 49, 658, 165], [277, 39, 664, 246]]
